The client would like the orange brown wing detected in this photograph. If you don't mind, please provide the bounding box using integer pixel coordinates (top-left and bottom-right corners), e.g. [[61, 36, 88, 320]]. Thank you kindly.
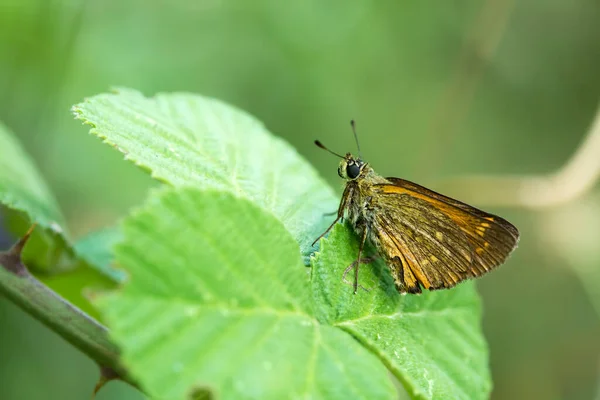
[[370, 178, 519, 293]]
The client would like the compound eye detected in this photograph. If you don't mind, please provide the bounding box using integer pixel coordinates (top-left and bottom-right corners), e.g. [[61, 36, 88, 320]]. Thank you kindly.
[[346, 163, 360, 179]]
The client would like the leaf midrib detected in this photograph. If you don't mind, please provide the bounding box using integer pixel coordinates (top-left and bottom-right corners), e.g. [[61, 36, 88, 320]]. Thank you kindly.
[[119, 293, 314, 321], [332, 305, 476, 327]]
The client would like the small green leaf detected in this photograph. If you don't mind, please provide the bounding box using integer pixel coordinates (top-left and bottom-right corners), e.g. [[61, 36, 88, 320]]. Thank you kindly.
[[0, 122, 113, 315], [311, 224, 491, 400], [98, 188, 396, 400], [72, 89, 338, 258], [0, 121, 67, 235], [38, 263, 118, 320], [0, 121, 72, 274], [74, 226, 126, 283]]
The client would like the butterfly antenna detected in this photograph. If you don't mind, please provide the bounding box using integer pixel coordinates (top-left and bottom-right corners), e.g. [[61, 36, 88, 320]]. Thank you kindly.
[[314, 140, 344, 159], [350, 120, 362, 159]]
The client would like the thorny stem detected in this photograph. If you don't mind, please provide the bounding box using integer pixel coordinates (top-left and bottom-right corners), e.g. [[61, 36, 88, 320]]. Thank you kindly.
[[0, 225, 138, 391]]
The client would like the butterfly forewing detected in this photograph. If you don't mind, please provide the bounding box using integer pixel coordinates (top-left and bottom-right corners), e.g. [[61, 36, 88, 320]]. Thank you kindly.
[[371, 178, 519, 293], [373, 195, 474, 292]]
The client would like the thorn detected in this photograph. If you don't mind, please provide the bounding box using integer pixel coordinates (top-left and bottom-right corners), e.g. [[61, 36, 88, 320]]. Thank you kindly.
[[12, 223, 37, 256], [92, 366, 120, 399], [0, 223, 36, 277]]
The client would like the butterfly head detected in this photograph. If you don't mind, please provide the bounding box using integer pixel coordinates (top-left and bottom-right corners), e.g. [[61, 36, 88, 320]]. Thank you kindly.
[[338, 154, 366, 181], [315, 121, 368, 181]]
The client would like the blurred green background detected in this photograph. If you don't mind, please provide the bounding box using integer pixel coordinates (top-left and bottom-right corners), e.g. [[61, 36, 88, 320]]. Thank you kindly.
[[1, 1, 599, 399]]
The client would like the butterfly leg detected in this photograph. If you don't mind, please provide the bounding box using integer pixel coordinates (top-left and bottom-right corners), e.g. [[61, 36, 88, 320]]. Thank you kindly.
[[342, 229, 374, 294], [342, 256, 377, 292], [311, 216, 341, 247], [355, 229, 367, 293], [312, 185, 355, 246], [323, 210, 343, 223]]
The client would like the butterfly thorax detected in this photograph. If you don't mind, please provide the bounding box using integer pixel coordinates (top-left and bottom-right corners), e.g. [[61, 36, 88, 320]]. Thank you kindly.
[[338, 155, 389, 232]]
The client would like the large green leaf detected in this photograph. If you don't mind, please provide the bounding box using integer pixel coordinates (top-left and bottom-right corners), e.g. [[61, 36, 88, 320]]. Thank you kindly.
[[75, 90, 492, 399], [311, 224, 491, 400], [72, 89, 338, 258], [0, 121, 66, 235], [98, 188, 396, 400]]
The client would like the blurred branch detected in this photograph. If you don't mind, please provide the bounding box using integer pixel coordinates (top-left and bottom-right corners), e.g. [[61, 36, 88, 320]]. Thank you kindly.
[[437, 104, 600, 208], [419, 0, 515, 177], [0, 226, 139, 393]]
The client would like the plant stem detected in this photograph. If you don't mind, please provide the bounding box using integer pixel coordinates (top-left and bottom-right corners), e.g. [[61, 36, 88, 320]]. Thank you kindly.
[[0, 226, 135, 388]]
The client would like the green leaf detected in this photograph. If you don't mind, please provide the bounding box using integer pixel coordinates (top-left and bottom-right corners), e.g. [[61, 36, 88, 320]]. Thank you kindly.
[[98, 188, 396, 400], [74, 226, 126, 283], [0, 121, 67, 236], [38, 262, 118, 320], [0, 122, 114, 316], [311, 224, 491, 400], [0, 121, 73, 274], [72, 89, 338, 258], [74, 90, 492, 398]]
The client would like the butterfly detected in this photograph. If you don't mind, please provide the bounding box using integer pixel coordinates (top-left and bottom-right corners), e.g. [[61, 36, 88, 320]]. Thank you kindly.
[[313, 121, 520, 294]]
